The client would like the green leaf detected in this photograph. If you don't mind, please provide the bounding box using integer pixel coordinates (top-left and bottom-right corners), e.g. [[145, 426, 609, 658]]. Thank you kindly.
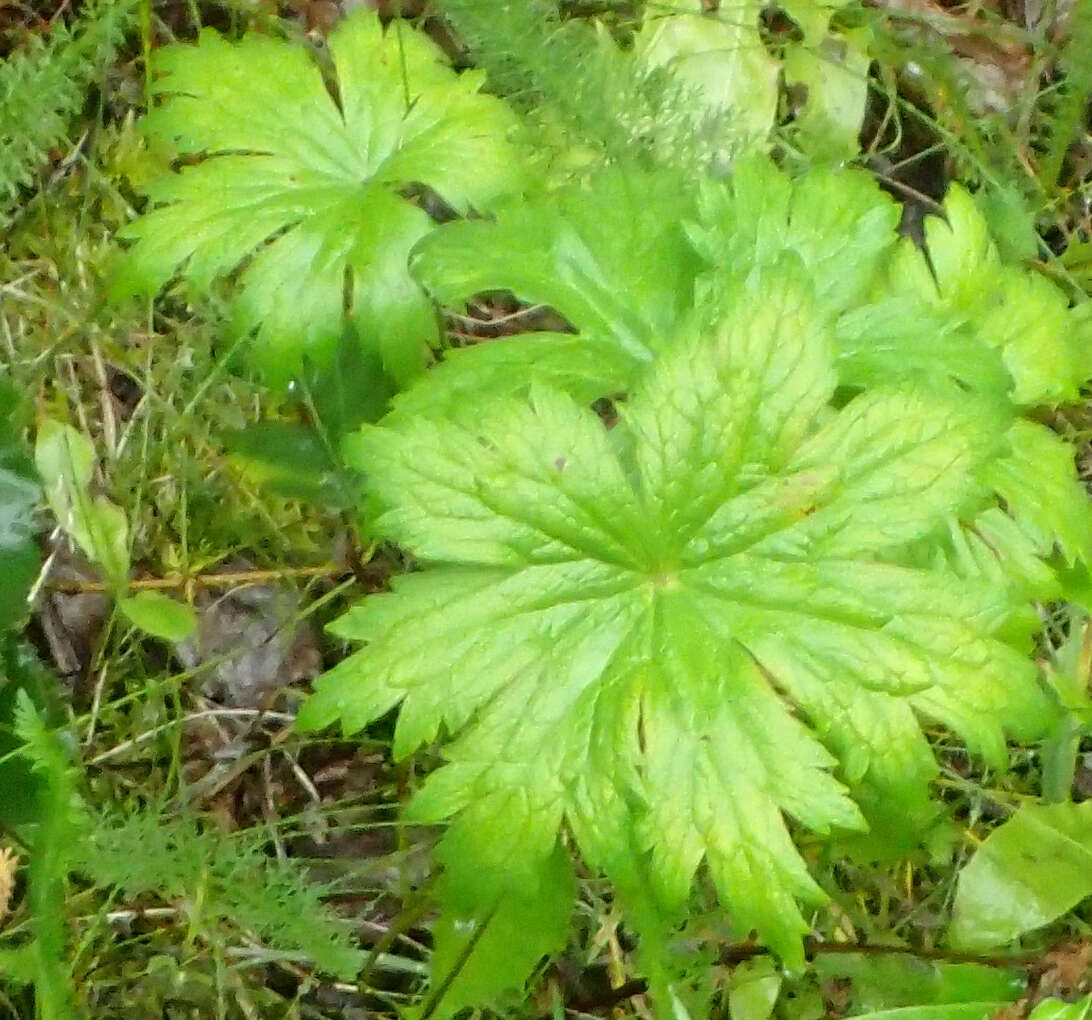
[[421, 841, 574, 1020], [0, 385, 39, 631], [412, 166, 702, 361], [882, 186, 1086, 406], [118, 591, 197, 642], [691, 156, 901, 317], [833, 299, 1010, 397], [951, 801, 1092, 949], [974, 183, 1039, 263], [1029, 996, 1092, 1020], [982, 420, 1092, 567], [729, 958, 782, 1020], [0, 640, 64, 828], [77, 809, 363, 981], [813, 954, 1023, 1014], [14, 690, 80, 1017], [34, 420, 130, 585], [389, 332, 639, 423], [783, 33, 870, 162], [113, 10, 524, 388], [633, 4, 779, 151], [1039, 609, 1092, 801], [842, 1005, 1017, 1020], [301, 266, 1049, 983], [226, 422, 351, 509], [409, 161, 899, 417]]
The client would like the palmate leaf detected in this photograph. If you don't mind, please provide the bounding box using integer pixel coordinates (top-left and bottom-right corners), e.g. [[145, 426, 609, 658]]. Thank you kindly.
[[413, 160, 1092, 576], [412, 166, 701, 357], [112, 10, 523, 387], [400, 165, 703, 420], [876, 186, 1087, 407], [407, 158, 903, 414], [301, 268, 1050, 999]]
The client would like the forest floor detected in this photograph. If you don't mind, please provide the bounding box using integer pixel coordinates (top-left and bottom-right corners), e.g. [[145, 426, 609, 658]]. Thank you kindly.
[[3, 0, 1092, 1017]]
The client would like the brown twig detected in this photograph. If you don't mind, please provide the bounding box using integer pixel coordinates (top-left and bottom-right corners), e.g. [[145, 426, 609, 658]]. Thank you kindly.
[[43, 563, 352, 595]]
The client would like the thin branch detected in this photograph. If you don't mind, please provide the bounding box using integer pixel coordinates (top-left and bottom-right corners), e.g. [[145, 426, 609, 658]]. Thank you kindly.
[[43, 563, 352, 595]]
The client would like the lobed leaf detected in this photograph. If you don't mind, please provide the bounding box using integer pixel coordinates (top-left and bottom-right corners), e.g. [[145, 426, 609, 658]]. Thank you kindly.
[[412, 166, 702, 360], [302, 267, 1049, 977], [113, 10, 524, 388]]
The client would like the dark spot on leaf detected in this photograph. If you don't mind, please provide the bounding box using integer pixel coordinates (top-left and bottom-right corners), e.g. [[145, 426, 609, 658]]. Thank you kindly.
[[553, 456, 567, 471]]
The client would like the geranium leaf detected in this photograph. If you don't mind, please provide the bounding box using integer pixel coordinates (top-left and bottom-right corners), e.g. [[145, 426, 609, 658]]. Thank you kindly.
[[412, 167, 702, 359], [982, 420, 1092, 567], [301, 266, 1049, 986], [691, 155, 901, 317], [388, 332, 637, 422], [113, 10, 524, 388], [882, 186, 1087, 405]]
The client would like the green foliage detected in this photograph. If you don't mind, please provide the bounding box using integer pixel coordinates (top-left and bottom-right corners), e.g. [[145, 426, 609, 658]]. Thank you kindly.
[[116, 590, 197, 641], [632, 2, 779, 153], [437, 0, 719, 170], [812, 955, 1024, 1014], [12, 691, 82, 1019], [951, 801, 1092, 950], [413, 157, 1092, 584], [844, 1004, 1021, 1020], [0, 0, 137, 222], [416, 156, 1090, 412], [436, 0, 870, 171], [729, 958, 782, 1020], [1030, 996, 1092, 1020], [1037, 0, 1092, 192], [35, 419, 130, 587], [422, 841, 574, 1019], [301, 262, 1057, 1001], [1040, 609, 1092, 802], [112, 9, 525, 389], [76, 810, 363, 980], [403, 165, 701, 415], [0, 384, 39, 631], [32, 1, 1092, 1013], [34, 418, 200, 640]]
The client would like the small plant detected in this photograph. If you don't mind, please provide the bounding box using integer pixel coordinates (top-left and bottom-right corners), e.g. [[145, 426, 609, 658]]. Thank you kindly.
[[302, 262, 1068, 1010], [112, 9, 525, 389], [0, 0, 138, 224], [35, 418, 197, 641]]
